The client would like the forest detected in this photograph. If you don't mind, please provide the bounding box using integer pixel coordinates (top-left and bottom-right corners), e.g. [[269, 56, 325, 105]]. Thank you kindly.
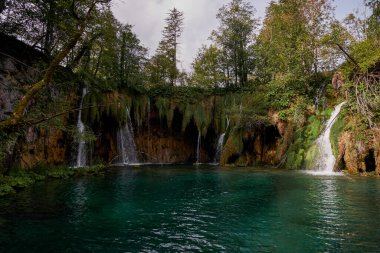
[[0, 0, 379, 192]]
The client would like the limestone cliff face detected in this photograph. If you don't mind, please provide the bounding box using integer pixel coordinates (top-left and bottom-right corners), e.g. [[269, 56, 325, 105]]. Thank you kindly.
[[0, 35, 295, 168], [335, 130, 379, 174], [220, 123, 288, 166], [135, 132, 207, 164], [219, 111, 291, 167], [128, 106, 210, 164], [17, 127, 68, 168], [0, 34, 79, 169], [0, 34, 44, 121]]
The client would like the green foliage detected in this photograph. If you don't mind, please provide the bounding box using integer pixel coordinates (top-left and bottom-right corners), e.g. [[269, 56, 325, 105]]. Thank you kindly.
[[211, 0, 258, 87], [350, 39, 380, 72], [340, 37, 380, 128], [190, 44, 225, 88], [47, 167, 75, 179], [265, 74, 307, 110], [0, 164, 106, 197], [0, 183, 15, 196], [0, 169, 46, 196], [366, 0, 380, 38], [146, 8, 184, 86], [75, 164, 106, 176]]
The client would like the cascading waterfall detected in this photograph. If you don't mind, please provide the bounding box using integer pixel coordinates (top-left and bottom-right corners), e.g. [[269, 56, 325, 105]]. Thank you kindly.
[[213, 113, 230, 164], [213, 133, 226, 164], [75, 87, 88, 168], [313, 101, 346, 174], [315, 83, 327, 111], [195, 131, 201, 164], [117, 107, 138, 165]]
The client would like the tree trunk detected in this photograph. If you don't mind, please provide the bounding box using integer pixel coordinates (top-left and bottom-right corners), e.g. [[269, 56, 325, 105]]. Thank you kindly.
[[0, 4, 95, 132]]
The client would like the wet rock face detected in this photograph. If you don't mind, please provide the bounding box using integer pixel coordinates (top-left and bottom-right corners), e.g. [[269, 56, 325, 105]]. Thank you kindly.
[[0, 34, 45, 121], [220, 124, 284, 167], [135, 132, 196, 164], [335, 131, 380, 175], [335, 132, 359, 173], [18, 127, 68, 168], [0, 34, 79, 169], [0, 56, 40, 121], [375, 137, 380, 175], [133, 117, 209, 164], [332, 71, 344, 91]]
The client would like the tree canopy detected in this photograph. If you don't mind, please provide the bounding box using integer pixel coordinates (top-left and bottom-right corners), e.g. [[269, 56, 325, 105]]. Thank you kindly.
[[0, 0, 379, 132]]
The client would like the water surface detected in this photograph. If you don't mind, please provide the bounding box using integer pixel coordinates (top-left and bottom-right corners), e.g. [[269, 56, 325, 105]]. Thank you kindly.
[[0, 165, 379, 252]]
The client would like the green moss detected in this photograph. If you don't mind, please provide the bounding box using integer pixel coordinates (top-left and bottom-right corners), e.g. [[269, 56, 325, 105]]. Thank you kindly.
[[132, 95, 149, 127], [82, 91, 129, 126], [181, 103, 194, 132], [0, 165, 106, 197], [0, 184, 15, 196], [220, 128, 244, 165], [285, 114, 323, 169], [47, 167, 75, 179], [330, 113, 346, 158], [304, 144, 319, 169]]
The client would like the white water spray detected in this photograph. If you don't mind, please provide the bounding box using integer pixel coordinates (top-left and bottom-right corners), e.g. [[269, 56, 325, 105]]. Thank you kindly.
[[117, 107, 138, 165]]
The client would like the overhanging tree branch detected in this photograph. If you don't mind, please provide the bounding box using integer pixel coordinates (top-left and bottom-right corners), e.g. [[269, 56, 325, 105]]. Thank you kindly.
[[330, 42, 359, 68], [0, 1, 99, 131]]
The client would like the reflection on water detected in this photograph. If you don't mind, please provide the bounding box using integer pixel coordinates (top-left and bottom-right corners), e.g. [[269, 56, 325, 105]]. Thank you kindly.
[[70, 181, 88, 222], [314, 178, 343, 245], [0, 165, 379, 252]]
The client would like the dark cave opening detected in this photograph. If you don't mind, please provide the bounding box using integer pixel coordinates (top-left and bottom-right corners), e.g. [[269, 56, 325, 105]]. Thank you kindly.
[[263, 125, 281, 148], [365, 149, 376, 172], [184, 118, 199, 163]]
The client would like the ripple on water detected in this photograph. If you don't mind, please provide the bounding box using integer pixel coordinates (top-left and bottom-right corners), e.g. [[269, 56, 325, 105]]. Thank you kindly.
[[0, 165, 379, 252]]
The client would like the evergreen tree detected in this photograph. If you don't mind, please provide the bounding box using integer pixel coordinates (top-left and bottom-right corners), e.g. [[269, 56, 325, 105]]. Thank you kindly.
[[150, 8, 184, 86]]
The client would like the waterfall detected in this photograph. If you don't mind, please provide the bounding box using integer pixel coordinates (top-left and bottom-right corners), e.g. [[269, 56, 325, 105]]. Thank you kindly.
[[195, 131, 201, 164], [313, 102, 346, 174], [75, 87, 88, 168], [213, 113, 230, 164], [315, 83, 327, 111], [147, 98, 151, 161], [213, 133, 225, 164], [117, 107, 138, 165], [226, 113, 230, 130]]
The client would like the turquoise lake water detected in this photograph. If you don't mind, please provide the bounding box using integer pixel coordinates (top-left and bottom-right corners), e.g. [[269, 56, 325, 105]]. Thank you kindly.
[[0, 165, 380, 252]]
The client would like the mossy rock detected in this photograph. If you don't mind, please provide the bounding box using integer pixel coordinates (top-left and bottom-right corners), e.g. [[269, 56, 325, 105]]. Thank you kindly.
[[220, 129, 243, 165], [0, 184, 15, 196], [285, 114, 323, 169], [330, 114, 346, 158], [304, 144, 320, 169]]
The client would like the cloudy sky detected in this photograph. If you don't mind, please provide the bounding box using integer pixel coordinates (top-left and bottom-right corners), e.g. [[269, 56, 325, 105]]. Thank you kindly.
[[111, 0, 365, 71]]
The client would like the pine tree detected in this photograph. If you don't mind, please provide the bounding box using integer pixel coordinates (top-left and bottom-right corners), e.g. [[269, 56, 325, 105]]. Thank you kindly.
[[153, 8, 184, 86]]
